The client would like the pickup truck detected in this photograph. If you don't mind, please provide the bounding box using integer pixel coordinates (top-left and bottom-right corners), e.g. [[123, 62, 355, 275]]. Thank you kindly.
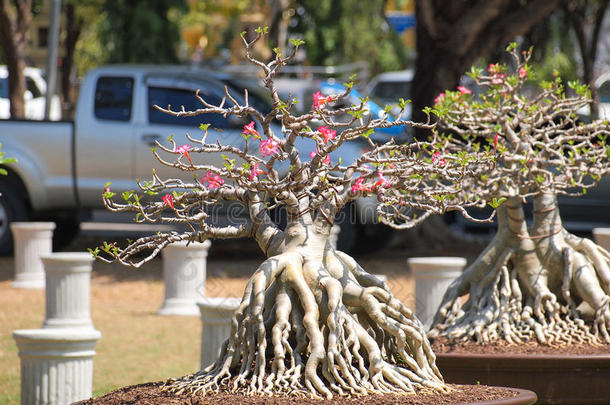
[[0, 65, 386, 255]]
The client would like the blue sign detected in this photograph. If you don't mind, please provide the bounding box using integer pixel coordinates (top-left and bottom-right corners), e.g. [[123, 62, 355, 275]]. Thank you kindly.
[[387, 13, 416, 34]]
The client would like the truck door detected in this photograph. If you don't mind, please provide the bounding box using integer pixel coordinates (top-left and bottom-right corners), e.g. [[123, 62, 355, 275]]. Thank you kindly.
[[134, 81, 247, 184], [75, 75, 136, 207]]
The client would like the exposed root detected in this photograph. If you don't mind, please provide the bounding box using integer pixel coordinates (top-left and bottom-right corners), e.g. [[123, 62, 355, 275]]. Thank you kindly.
[[430, 195, 610, 346], [168, 248, 447, 398]]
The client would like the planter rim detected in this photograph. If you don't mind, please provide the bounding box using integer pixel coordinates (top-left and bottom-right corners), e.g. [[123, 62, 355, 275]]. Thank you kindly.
[[407, 256, 467, 265], [198, 297, 241, 311], [166, 240, 211, 249], [468, 387, 537, 405], [436, 351, 610, 361], [40, 252, 95, 262], [10, 221, 56, 230]]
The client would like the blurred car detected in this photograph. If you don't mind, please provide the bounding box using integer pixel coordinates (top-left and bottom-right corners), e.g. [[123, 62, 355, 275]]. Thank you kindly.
[[364, 69, 413, 120], [0, 66, 61, 120], [318, 81, 410, 144]]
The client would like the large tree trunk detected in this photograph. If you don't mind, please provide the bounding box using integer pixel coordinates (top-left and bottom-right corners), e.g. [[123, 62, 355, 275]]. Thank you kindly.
[[412, 0, 559, 139], [61, 3, 82, 118], [562, 0, 609, 119], [0, 0, 32, 119], [169, 214, 446, 398]]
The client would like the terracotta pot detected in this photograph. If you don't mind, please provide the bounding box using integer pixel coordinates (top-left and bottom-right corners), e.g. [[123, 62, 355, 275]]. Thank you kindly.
[[475, 388, 537, 405], [437, 352, 610, 404]]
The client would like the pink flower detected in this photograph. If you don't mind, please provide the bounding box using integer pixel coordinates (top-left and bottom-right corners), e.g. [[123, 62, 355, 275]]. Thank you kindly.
[[491, 74, 505, 85], [162, 194, 174, 209], [494, 133, 499, 152], [457, 86, 472, 95], [249, 163, 264, 181], [318, 126, 336, 143], [176, 144, 193, 165], [242, 121, 261, 139], [313, 91, 333, 110], [260, 139, 279, 157], [373, 172, 390, 190], [201, 171, 224, 190], [432, 151, 446, 166], [519, 67, 527, 79], [434, 92, 445, 104], [351, 177, 370, 194], [488, 63, 501, 74], [309, 149, 331, 165]]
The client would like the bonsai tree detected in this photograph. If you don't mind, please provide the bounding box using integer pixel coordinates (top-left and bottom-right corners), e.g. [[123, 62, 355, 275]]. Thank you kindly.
[[429, 45, 610, 346], [94, 30, 493, 398]]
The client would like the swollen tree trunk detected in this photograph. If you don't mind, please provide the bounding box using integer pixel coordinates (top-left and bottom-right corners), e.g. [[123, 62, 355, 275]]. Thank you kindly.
[[169, 215, 446, 398], [430, 196, 602, 345], [0, 0, 32, 119], [412, 0, 559, 139]]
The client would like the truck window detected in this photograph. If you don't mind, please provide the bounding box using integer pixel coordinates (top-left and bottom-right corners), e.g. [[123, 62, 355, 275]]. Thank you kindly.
[[94, 76, 133, 121], [148, 86, 233, 128]]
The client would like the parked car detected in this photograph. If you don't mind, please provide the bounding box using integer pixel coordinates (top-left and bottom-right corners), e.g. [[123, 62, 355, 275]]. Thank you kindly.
[[0, 65, 388, 254], [318, 81, 411, 144], [363, 69, 413, 120], [0, 66, 61, 120], [594, 72, 610, 119]]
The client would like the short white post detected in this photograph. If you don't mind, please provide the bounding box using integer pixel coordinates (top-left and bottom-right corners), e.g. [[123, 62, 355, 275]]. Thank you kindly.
[[41, 253, 94, 329], [407, 257, 466, 330], [158, 240, 211, 316], [11, 222, 55, 289], [593, 228, 610, 251], [198, 297, 240, 369], [13, 328, 101, 405]]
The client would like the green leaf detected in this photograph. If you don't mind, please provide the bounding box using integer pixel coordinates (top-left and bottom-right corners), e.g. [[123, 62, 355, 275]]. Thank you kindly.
[[199, 123, 210, 132], [290, 38, 305, 47]]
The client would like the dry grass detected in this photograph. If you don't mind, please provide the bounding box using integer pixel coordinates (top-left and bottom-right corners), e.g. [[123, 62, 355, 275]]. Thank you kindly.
[[0, 244, 416, 405]]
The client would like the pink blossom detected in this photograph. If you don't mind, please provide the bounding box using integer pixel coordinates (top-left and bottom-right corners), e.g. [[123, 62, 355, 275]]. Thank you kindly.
[[242, 121, 261, 139], [373, 172, 390, 190], [249, 163, 264, 181], [351, 177, 370, 194], [260, 139, 279, 157], [176, 144, 193, 165], [434, 92, 445, 104], [162, 194, 174, 209], [313, 91, 333, 110], [201, 171, 225, 190], [309, 149, 331, 165], [494, 133, 499, 152], [491, 74, 505, 85], [519, 67, 528, 79], [457, 86, 472, 95], [488, 63, 501, 74], [318, 126, 336, 143], [432, 151, 446, 166]]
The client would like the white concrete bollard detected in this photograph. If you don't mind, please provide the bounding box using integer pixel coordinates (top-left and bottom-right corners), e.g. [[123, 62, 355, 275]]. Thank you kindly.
[[11, 222, 55, 289], [13, 328, 101, 405], [593, 228, 610, 251], [41, 253, 94, 329], [158, 240, 211, 316], [198, 297, 241, 369], [407, 257, 466, 330]]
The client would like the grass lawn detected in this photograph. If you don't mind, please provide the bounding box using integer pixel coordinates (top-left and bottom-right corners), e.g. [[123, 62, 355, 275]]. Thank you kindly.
[[0, 249, 415, 404]]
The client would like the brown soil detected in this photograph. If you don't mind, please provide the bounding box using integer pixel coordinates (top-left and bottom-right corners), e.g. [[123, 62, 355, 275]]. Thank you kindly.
[[76, 382, 519, 405], [431, 336, 610, 355]]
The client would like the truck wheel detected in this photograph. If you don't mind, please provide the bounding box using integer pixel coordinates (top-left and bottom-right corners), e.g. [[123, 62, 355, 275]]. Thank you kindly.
[[0, 183, 29, 255]]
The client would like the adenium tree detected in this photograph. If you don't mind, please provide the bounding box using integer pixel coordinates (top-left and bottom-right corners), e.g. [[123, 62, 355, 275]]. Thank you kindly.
[[429, 44, 610, 346], [94, 30, 492, 398]]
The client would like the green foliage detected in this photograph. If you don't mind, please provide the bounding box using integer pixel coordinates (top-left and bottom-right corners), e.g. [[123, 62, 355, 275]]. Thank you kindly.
[[292, 0, 410, 74]]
